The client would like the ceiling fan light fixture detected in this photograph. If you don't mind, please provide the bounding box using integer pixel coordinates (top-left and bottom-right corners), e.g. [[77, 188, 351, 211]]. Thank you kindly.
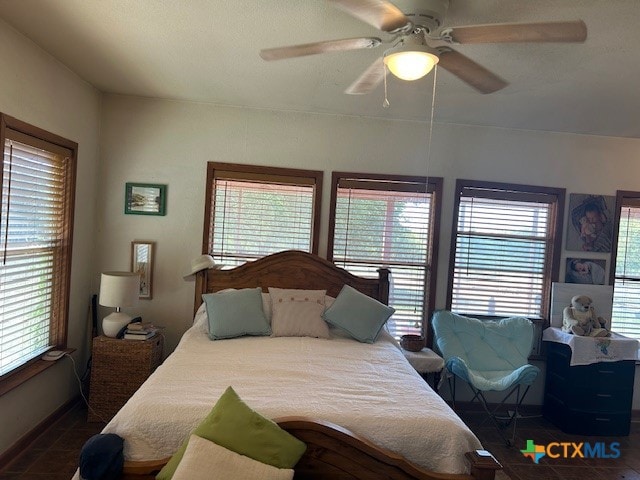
[[383, 45, 439, 81]]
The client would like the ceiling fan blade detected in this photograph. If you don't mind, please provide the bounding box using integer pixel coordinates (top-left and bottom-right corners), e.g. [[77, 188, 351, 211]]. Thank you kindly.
[[345, 57, 386, 94], [437, 48, 508, 94], [446, 20, 587, 44], [260, 37, 381, 61], [328, 0, 410, 33]]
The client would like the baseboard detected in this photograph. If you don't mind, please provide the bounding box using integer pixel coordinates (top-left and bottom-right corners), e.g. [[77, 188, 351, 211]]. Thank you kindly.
[[0, 395, 80, 470]]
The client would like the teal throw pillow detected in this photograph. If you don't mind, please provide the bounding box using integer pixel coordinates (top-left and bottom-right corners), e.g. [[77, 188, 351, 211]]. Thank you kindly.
[[202, 288, 271, 340], [322, 285, 395, 343], [156, 386, 306, 480]]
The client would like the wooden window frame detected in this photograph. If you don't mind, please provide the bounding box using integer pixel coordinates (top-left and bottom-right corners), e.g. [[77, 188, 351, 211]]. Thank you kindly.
[[609, 190, 640, 338], [202, 162, 323, 258], [446, 179, 565, 326], [0, 114, 77, 395], [327, 171, 443, 345]]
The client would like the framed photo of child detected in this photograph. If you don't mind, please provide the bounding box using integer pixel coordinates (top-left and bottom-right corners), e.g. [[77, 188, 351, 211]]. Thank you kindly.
[[565, 193, 615, 252], [565, 257, 607, 285]]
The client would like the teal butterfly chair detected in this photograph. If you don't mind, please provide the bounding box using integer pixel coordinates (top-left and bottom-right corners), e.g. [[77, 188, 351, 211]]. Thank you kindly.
[[432, 310, 540, 446]]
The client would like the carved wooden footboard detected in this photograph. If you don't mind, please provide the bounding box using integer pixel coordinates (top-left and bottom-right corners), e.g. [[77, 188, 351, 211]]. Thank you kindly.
[[121, 416, 501, 480]]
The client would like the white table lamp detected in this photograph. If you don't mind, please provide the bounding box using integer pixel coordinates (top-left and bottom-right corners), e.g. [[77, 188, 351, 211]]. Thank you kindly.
[[99, 272, 140, 337]]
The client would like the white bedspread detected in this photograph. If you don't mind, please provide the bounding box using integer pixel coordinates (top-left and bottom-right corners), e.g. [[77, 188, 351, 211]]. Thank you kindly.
[[83, 327, 481, 475]]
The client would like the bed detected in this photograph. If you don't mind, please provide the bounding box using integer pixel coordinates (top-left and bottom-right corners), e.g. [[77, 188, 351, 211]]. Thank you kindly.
[[76, 250, 501, 480]]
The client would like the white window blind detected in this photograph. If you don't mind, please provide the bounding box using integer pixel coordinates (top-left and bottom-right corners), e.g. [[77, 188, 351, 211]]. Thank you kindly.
[[210, 175, 317, 266], [611, 199, 640, 339], [331, 177, 436, 339], [450, 186, 557, 318], [1, 131, 72, 376]]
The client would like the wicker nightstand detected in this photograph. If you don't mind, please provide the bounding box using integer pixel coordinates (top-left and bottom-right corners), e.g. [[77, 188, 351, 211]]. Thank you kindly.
[[88, 334, 163, 422]]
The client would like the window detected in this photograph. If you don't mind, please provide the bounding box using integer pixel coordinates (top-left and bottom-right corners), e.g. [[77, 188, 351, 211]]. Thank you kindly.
[[0, 114, 76, 382], [610, 190, 640, 340], [447, 180, 564, 321], [328, 172, 442, 340], [203, 162, 322, 266]]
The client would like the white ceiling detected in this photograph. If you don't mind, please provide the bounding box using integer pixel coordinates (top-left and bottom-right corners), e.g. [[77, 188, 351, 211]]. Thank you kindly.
[[0, 0, 638, 139]]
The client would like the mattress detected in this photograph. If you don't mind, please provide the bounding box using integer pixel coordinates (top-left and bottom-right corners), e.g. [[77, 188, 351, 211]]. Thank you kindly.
[[80, 322, 481, 475]]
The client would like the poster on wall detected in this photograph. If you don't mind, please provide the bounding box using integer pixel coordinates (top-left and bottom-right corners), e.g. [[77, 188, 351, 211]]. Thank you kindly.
[[565, 193, 615, 252], [565, 258, 607, 285]]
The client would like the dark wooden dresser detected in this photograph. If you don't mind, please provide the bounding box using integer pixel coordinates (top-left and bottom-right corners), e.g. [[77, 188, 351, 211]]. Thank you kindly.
[[543, 341, 634, 435]]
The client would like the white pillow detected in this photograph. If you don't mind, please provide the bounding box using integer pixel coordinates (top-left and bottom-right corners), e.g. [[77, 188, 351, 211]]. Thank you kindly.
[[192, 303, 208, 332], [269, 288, 330, 338], [172, 435, 294, 480], [262, 292, 272, 322], [325, 295, 335, 309]]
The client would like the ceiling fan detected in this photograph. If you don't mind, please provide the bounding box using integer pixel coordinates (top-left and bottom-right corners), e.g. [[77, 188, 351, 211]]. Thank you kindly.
[[259, 0, 587, 95]]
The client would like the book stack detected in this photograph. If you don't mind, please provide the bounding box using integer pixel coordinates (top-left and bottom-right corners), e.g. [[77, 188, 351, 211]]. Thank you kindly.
[[123, 322, 158, 340]]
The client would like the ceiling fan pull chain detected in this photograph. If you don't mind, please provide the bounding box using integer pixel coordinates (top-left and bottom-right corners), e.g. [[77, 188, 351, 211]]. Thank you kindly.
[[383, 63, 390, 108], [425, 65, 438, 183]]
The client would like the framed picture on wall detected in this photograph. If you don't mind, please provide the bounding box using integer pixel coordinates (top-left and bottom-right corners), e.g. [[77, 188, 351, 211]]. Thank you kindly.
[[125, 183, 167, 216], [131, 240, 155, 299], [565, 193, 615, 252], [565, 257, 607, 285]]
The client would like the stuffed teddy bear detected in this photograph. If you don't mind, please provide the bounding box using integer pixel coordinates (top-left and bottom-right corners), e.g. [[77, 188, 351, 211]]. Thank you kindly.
[[562, 295, 610, 337]]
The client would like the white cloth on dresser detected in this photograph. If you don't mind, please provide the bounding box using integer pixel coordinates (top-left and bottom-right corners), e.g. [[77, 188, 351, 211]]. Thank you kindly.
[[542, 326, 639, 366]]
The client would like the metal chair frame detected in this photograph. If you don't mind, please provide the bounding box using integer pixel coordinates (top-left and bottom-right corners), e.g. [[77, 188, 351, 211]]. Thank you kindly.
[[449, 375, 531, 446]]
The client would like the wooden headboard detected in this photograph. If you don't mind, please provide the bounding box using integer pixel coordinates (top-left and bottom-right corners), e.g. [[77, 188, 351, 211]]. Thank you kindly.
[[193, 250, 390, 315]]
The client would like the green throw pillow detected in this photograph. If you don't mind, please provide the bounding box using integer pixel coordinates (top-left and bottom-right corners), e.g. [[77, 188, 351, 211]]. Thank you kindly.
[[156, 386, 306, 480]]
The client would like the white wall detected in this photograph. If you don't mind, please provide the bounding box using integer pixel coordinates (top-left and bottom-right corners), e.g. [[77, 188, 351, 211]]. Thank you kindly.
[[98, 94, 640, 407], [0, 20, 101, 454], [97, 96, 435, 353]]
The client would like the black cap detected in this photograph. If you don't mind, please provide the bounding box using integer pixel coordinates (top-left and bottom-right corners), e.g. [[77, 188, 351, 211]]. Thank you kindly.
[[79, 433, 124, 480]]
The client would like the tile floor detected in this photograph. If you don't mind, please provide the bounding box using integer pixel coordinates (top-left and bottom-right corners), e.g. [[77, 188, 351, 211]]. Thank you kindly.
[[0, 403, 638, 480], [459, 409, 640, 480], [0, 405, 105, 480]]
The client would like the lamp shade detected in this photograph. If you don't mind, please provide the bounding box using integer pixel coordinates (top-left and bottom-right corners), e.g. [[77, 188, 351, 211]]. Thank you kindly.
[[99, 272, 140, 337], [383, 45, 439, 81], [99, 272, 140, 308]]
